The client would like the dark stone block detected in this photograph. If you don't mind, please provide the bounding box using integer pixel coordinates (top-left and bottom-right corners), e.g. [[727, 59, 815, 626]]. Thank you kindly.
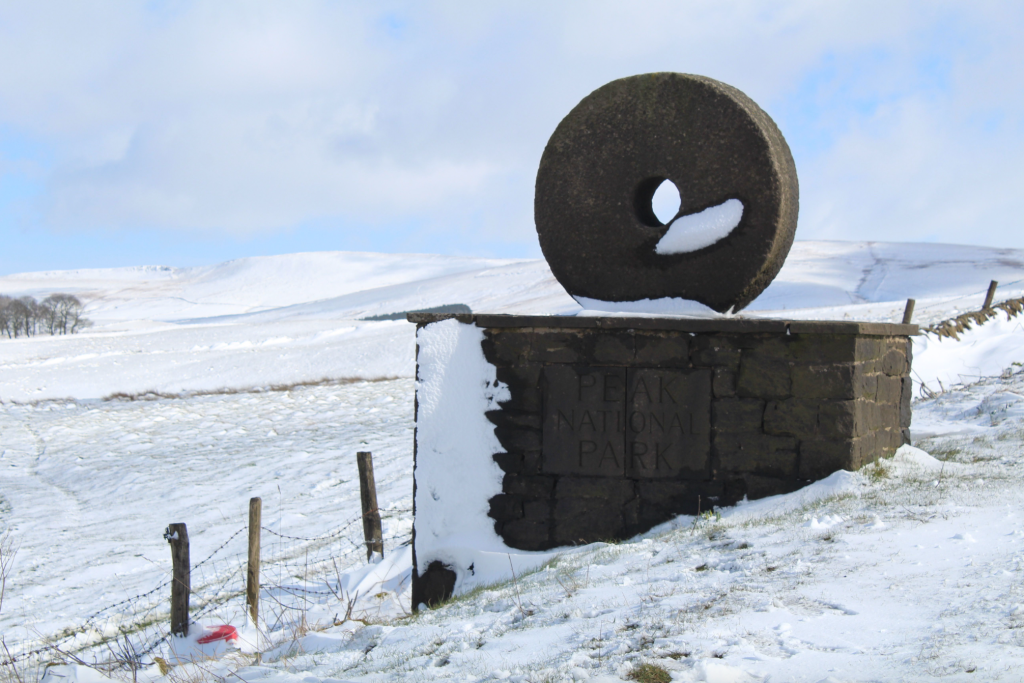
[[900, 376, 913, 430], [523, 499, 554, 520], [532, 331, 585, 364], [626, 368, 712, 478], [878, 427, 902, 454], [698, 480, 726, 502], [854, 337, 886, 361], [592, 333, 636, 364], [522, 450, 543, 474], [713, 398, 765, 432], [541, 365, 628, 476], [488, 494, 523, 521], [413, 561, 456, 609], [799, 439, 860, 480], [495, 364, 541, 390], [622, 498, 642, 530], [504, 474, 555, 498], [691, 336, 742, 369], [495, 365, 542, 412], [502, 518, 551, 550], [742, 474, 804, 500], [816, 400, 863, 440], [740, 336, 793, 359], [552, 498, 625, 545], [484, 331, 533, 366], [854, 430, 879, 470], [714, 433, 798, 476], [633, 485, 701, 527], [494, 424, 541, 452], [486, 409, 542, 430], [541, 365, 713, 478], [719, 477, 749, 507], [854, 371, 878, 401], [791, 363, 858, 400], [636, 479, 694, 508], [556, 477, 634, 501], [492, 452, 522, 474], [713, 367, 737, 397], [881, 349, 909, 376], [635, 334, 690, 366], [491, 368, 540, 411], [902, 427, 912, 445], [736, 358, 791, 398], [763, 398, 818, 438], [879, 402, 900, 432], [534, 73, 799, 313]]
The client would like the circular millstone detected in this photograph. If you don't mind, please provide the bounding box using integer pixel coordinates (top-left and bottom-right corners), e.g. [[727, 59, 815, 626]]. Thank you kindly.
[[534, 72, 799, 313]]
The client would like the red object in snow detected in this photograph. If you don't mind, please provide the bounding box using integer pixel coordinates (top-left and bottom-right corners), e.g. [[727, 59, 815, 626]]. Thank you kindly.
[[196, 625, 238, 645]]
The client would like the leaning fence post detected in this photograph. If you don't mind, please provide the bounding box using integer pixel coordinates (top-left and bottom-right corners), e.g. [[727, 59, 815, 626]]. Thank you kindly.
[[901, 299, 916, 325], [983, 280, 998, 310], [357, 451, 384, 562], [164, 523, 190, 637], [246, 497, 262, 627]]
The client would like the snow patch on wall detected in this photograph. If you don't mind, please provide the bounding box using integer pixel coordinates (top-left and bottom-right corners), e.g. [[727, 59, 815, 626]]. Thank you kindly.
[[414, 318, 562, 597], [655, 198, 744, 255]]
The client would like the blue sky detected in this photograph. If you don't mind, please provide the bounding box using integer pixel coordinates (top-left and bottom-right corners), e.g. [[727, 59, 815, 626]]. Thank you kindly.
[[0, 1, 1021, 275]]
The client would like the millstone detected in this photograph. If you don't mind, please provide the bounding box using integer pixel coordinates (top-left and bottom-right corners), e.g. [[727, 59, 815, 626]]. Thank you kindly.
[[534, 72, 799, 313]]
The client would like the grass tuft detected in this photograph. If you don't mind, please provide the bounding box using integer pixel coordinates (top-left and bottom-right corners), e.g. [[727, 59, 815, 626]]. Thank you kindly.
[[626, 662, 672, 683], [866, 458, 891, 483]]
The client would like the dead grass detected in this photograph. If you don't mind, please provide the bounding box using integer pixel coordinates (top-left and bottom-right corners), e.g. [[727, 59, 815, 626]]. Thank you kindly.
[[626, 662, 672, 683], [102, 376, 400, 402]]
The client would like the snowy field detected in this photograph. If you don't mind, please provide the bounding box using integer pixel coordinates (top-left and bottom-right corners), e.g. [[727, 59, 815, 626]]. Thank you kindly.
[[2, 241, 1024, 682]]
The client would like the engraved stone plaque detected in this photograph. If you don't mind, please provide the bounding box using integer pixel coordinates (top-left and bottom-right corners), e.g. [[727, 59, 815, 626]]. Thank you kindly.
[[626, 368, 711, 478], [542, 366, 626, 476], [542, 365, 711, 478]]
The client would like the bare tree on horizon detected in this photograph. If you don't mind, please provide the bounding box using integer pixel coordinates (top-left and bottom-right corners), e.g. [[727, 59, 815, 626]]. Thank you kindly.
[[0, 293, 91, 339]]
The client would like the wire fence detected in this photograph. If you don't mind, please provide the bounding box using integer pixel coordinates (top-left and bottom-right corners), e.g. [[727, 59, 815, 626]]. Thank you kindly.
[[0, 502, 414, 670], [914, 279, 1024, 312], [920, 293, 1024, 340]]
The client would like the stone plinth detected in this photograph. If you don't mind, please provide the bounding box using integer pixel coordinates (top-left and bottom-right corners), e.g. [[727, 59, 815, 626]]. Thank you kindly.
[[411, 313, 916, 558]]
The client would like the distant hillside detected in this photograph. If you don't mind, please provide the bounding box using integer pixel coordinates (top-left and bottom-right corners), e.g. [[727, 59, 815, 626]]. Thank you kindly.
[[2, 242, 1021, 328]]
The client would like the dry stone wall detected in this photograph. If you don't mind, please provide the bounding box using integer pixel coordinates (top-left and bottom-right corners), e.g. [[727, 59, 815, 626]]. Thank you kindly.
[[412, 314, 915, 553]]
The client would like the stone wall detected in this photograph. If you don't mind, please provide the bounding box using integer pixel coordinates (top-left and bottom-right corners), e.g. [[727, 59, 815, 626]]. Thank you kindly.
[[411, 314, 916, 555]]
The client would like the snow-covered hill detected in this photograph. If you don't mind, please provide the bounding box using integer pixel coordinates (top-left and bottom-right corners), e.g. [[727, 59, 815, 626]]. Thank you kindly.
[[2, 241, 1024, 682], [2, 241, 1024, 403]]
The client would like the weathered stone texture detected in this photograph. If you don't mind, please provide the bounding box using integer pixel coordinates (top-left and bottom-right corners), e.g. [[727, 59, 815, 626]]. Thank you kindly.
[[534, 73, 799, 313], [425, 318, 913, 554]]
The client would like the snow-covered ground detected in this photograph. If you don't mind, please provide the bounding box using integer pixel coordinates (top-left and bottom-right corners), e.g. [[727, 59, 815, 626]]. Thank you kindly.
[[2, 241, 1023, 404], [2, 240, 1024, 682]]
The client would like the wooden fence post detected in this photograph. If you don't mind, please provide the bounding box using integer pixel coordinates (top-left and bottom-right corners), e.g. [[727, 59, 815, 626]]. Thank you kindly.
[[983, 280, 998, 310], [901, 299, 916, 325], [246, 497, 261, 627], [164, 523, 190, 637], [357, 452, 384, 562]]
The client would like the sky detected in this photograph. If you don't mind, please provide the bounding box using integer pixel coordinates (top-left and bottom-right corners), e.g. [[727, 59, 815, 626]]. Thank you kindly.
[[0, 1, 1021, 276]]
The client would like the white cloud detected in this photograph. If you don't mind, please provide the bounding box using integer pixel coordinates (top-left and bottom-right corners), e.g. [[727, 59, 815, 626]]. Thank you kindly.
[[0, 0, 1021, 253]]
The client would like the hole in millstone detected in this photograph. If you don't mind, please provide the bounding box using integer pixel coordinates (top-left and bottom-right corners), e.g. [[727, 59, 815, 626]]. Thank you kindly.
[[634, 177, 681, 227]]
